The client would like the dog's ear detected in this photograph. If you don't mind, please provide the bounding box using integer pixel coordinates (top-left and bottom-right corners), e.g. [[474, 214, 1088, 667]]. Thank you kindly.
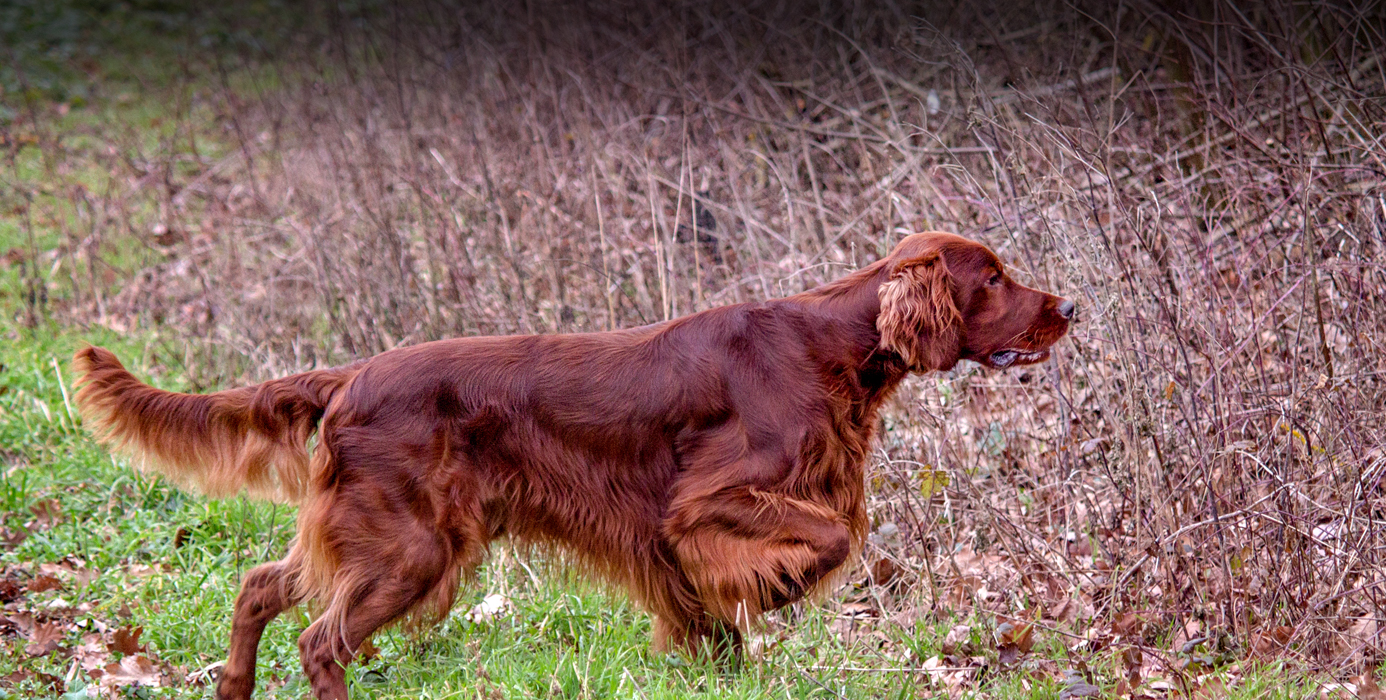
[[876, 251, 962, 371]]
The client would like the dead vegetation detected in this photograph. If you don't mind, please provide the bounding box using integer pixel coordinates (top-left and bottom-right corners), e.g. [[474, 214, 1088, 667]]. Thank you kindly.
[[7, 0, 1386, 687]]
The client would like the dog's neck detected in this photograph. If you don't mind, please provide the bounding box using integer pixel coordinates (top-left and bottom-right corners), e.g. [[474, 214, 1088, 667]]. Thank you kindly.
[[785, 263, 913, 426]]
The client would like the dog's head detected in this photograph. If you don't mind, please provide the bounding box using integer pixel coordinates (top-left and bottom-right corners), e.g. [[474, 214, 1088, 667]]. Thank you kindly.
[[876, 232, 1073, 372]]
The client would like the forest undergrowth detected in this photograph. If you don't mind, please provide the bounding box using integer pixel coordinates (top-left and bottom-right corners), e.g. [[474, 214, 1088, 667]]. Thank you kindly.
[[2, 1, 1384, 697]]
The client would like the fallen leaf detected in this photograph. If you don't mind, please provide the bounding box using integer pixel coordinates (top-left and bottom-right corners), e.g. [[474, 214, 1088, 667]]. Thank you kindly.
[[38, 561, 98, 589], [870, 557, 899, 587], [0, 577, 22, 602], [1195, 676, 1229, 699], [995, 621, 1035, 666], [1049, 596, 1091, 625], [0, 527, 28, 548], [126, 565, 155, 578], [1357, 674, 1386, 700], [1061, 680, 1102, 699], [100, 655, 165, 688], [25, 621, 65, 657], [75, 633, 110, 672], [73, 567, 98, 588], [186, 660, 224, 687], [0, 668, 62, 693], [996, 621, 1035, 651], [1169, 617, 1201, 651], [1320, 682, 1356, 698], [921, 652, 987, 695], [110, 625, 145, 656], [840, 601, 878, 618], [1338, 617, 1378, 664], [1111, 610, 1145, 639], [38, 562, 73, 577], [7, 611, 37, 636], [941, 624, 976, 655], [28, 499, 62, 529], [27, 574, 62, 593], [465, 593, 511, 624], [1061, 669, 1102, 699], [998, 643, 1022, 666], [1120, 645, 1142, 684], [1252, 625, 1295, 655]]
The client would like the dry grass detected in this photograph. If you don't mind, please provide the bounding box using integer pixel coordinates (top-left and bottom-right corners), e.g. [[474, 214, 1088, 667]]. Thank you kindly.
[[13, 0, 1386, 675]]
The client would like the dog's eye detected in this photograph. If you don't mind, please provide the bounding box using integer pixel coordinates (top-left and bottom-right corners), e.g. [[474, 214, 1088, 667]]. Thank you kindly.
[[987, 273, 1002, 287]]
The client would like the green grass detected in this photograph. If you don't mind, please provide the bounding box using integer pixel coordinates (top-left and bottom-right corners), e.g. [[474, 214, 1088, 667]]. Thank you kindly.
[[0, 324, 930, 699], [0, 3, 1353, 698], [0, 286, 1339, 698]]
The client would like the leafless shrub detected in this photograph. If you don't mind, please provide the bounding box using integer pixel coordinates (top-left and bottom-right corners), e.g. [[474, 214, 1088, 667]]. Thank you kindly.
[[22, 0, 1386, 670]]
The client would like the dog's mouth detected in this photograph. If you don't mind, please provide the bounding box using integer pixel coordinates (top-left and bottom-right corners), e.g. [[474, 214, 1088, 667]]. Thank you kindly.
[[982, 347, 1050, 369], [962, 313, 1071, 370]]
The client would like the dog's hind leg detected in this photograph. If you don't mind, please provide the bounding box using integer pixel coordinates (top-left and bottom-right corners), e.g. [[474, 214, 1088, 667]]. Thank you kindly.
[[295, 520, 461, 700], [217, 558, 305, 700]]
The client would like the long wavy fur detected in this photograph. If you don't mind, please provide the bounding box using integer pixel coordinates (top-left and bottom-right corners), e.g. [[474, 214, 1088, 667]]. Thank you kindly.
[[70, 232, 1073, 699], [875, 251, 963, 371], [72, 346, 357, 502]]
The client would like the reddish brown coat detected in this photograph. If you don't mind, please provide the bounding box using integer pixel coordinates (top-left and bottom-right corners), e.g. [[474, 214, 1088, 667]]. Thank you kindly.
[[74, 232, 1072, 700]]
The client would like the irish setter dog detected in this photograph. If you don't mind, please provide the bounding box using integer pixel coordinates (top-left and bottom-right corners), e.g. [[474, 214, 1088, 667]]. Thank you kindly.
[[74, 232, 1072, 699]]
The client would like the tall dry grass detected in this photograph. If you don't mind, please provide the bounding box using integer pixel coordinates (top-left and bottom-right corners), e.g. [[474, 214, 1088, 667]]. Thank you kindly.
[[24, 0, 1386, 668]]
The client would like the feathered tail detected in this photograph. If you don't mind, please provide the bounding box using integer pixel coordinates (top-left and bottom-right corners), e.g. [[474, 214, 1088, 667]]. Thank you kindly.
[[72, 346, 358, 502]]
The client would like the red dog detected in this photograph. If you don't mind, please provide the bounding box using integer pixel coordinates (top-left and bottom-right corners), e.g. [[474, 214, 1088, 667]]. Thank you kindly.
[[75, 232, 1072, 699]]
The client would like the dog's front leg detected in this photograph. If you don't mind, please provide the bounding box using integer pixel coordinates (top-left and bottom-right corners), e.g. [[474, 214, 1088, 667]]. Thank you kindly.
[[662, 482, 852, 642]]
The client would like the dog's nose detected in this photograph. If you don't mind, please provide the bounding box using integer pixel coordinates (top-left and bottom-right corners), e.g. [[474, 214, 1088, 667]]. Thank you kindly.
[[1057, 299, 1076, 319]]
